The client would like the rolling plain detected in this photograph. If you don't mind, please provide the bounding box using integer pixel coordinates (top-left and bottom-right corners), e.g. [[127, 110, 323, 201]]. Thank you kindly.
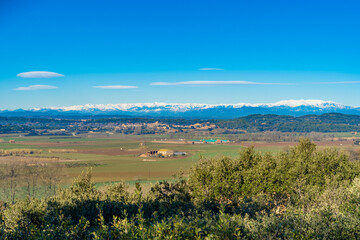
[[1, 132, 358, 185]]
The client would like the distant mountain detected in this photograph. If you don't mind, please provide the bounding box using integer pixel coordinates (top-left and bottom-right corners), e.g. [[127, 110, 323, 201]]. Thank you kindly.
[[1, 100, 360, 119]]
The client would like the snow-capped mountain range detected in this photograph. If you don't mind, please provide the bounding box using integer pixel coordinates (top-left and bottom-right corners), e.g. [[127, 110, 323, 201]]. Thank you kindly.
[[1, 100, 359, 119]]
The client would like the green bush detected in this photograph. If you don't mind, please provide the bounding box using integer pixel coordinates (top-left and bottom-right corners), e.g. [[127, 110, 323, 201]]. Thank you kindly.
[[189, 138, 358, 203], [1, 139, 360, 239]]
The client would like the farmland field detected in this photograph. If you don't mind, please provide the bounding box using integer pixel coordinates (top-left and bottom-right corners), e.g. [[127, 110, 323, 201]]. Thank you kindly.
[[1, 132, 359, 185]]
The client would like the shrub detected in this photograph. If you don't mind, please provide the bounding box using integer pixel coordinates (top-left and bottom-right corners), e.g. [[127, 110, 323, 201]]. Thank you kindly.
[[1, 139, 360, 239], [189, 138, 359, 203]]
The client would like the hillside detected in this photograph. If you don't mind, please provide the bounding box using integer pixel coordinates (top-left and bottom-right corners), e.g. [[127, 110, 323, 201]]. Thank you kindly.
[[1, 112, 360, 134]]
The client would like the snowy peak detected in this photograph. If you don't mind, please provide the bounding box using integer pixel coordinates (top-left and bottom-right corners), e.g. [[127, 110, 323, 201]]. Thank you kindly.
[[33, 99, 346, 112], [35, 103, 212, 112], [263, 99, 344, 108], [2, 99, 357, 119]]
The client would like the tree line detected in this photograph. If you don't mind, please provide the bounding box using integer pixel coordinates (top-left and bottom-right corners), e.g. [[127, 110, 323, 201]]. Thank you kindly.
[[0, 159, 61, 203], [3, 112, 360, 133]]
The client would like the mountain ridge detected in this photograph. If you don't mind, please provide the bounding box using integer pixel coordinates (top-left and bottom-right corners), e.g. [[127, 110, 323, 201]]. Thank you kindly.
[[1, 100, 358, 119]]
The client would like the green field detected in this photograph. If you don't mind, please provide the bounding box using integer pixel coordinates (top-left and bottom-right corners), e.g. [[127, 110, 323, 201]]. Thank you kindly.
[[1, 133, 358, 185], [0, 134, 239, 183]]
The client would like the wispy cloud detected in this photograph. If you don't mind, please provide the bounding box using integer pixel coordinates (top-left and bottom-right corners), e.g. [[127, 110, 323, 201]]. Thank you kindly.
[[14, 85, 58, 91], [151, 81, 282, 86], [152, 80, 360, 86], [93, 85, 138, 89], [315, 81, 360, 84], [17, 71, 64, 78], [198, 68, 224, 71]]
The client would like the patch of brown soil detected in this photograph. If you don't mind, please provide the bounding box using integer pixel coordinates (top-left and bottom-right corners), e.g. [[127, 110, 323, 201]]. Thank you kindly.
[[238, 140, 354, 148], [76, 148, 143, 156], [313, 140, 354, 147], [152, 141, 187, 144], [17, 141, 104, 147]]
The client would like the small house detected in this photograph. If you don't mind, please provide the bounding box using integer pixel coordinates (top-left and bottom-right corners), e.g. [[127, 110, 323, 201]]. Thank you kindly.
[[158, 149, 174, 157], [202, 139, 217, 144]]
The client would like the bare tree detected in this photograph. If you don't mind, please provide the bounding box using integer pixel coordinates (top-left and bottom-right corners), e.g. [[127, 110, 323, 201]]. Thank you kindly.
[[1, 159, 21, 204], [0, 158, 62, 202], [22, 160, 42, 198], [41, 161, 61, 197]]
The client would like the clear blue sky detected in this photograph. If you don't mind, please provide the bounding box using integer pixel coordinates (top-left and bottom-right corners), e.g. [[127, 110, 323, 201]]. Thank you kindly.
[[1, 0, 360, 109]]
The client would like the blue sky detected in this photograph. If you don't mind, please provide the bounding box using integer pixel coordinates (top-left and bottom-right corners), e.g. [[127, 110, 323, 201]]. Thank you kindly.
[[1, 0, 360, 109]]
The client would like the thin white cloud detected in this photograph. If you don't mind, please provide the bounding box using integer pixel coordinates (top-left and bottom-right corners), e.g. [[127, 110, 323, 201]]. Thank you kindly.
[[315, 81, 360, 84], [14, 85, 58, 91], [17, 71, 64, 78], [198, 68, 224, 71], [151, 81, 282, 86], [93, 85, 138, 89], [152, 80, 360, 86]]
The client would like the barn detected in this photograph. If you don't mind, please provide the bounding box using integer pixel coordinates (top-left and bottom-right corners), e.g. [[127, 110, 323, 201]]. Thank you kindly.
[[158, 149, 174, 157]]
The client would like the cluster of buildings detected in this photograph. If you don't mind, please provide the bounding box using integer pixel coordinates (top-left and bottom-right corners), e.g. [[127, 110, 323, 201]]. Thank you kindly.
[[140, 149, 187, 158], [139, 138, 229, 158], [191, 139, 230, 144]]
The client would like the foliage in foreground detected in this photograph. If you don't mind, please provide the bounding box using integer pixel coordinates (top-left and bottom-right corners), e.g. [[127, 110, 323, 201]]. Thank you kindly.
[[1, 139, 360, 239]]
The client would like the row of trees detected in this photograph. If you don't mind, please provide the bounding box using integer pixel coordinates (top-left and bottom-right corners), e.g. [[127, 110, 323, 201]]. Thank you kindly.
[[0, 159, 61, 203], [217, 114, 360, 132]]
